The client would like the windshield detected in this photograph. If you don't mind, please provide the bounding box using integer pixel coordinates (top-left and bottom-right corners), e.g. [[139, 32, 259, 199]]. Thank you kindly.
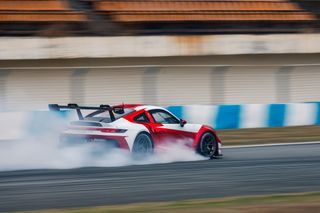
[[84, 108, 135, 123]]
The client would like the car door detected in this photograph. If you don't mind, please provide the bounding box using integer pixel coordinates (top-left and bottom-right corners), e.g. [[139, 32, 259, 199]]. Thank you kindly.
[[147, 109, 197, 147]]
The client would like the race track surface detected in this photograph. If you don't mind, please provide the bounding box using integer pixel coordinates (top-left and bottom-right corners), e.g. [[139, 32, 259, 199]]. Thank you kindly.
[[1, 143, 320, 212]]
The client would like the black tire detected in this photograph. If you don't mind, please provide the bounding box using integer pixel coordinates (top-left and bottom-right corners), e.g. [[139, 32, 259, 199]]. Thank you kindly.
[[198, 132, 218, 158], [132, 132, 154, 158]]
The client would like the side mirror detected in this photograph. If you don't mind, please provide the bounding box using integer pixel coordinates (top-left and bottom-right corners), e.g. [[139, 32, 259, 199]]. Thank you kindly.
[[180, 119, 187, 127]]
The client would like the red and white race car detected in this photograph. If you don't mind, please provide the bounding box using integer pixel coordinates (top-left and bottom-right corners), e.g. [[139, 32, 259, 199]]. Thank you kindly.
[[49, 104, 222, 159]]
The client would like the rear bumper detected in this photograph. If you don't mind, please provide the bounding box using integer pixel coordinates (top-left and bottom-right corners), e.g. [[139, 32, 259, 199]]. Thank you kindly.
[[60, 133, 130, 150]]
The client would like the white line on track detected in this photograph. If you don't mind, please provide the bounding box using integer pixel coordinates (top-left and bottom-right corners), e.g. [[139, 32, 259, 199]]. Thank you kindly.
[[1, 64, 320, 70], [223, 141, 320, 149]]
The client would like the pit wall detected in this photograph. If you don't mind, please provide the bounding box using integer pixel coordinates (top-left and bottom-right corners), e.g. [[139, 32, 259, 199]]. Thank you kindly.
[[1, 102, 319, 141]]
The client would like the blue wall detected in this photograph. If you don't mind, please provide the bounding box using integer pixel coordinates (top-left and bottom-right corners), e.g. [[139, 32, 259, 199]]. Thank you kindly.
[[167, 103, 320, 130]]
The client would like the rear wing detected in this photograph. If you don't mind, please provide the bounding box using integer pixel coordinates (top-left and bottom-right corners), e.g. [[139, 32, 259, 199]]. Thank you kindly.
[[48, 103, 124, 121]]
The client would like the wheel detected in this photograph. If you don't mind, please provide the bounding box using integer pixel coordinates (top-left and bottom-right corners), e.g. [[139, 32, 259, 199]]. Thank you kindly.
[[132, 132, 154, 158], [198, 132, 218, 158]]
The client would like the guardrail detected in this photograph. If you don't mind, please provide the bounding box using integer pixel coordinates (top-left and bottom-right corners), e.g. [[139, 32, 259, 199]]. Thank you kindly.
[[1, 102, 319, 140]]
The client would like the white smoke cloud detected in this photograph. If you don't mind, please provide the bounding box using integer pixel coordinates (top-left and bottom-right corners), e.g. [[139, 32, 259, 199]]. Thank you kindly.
[[0, 112, 205, 171]]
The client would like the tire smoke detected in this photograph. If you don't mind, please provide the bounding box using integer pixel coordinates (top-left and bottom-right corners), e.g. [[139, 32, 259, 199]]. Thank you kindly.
[[0, 112, 205, 171]]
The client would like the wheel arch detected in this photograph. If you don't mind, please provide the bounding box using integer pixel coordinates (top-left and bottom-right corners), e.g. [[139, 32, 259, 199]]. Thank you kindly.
[[193, 125, 221, 150], [134, 130, 155, 149]]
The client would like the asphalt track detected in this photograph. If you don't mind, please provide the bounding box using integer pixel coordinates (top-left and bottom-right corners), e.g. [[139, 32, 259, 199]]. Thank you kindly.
[[1, 143, 320, 212]]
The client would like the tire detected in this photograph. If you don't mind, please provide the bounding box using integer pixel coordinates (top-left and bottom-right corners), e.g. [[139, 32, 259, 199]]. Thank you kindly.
[[198, 132, 218, 158], [132, 132, 154, 158]]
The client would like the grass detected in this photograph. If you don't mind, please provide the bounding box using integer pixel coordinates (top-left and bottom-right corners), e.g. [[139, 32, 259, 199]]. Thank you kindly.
[[20, 191, 320, 213], [217, 125, 320, 145]]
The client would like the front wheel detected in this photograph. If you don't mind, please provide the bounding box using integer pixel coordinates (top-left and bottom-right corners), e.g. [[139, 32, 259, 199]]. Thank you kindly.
[[198, 132, 218, 159], [132, 132, 154, 158]]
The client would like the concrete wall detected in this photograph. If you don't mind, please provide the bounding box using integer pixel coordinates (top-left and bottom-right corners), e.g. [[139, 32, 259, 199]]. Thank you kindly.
[[1, 34, 320, 60], [0, 54, 320, 111], [0, 34, 320, 111]]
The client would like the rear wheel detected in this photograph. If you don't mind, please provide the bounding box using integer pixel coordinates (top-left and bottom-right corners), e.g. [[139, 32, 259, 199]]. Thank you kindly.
[[132, 132, 153, 158], [198, 132, 218, 158]]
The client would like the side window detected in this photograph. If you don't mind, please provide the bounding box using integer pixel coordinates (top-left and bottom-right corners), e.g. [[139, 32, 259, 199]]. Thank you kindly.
[[150, 110, 180, 124], [134, 112, 150, 123]]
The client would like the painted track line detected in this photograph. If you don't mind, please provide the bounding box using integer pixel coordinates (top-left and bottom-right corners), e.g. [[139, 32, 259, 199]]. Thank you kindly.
[[1, 63, 320, 70], [223, 141, 320, 149]]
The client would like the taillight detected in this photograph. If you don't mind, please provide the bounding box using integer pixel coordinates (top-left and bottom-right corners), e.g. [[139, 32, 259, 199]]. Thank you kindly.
[[100, 128, 127, 133], [69, 126, 127, 133]]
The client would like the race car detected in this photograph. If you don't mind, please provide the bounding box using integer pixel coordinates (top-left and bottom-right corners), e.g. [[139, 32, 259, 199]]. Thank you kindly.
[[49, 103, 222, 159]]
